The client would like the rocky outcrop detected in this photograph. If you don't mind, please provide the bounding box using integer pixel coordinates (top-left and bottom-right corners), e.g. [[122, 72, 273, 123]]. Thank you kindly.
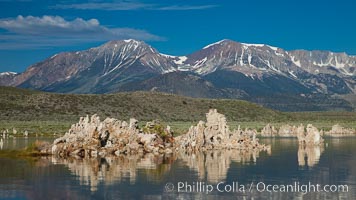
[[260, 124, 302, 137], [51, 115, 174, 157], [175, 109, 270, 152], [50, 109, 272, 157], [278, 124, 297, 137], [260, 124, 325, 140], [325, 124, 355, 137], [295, 124, 324, 167], [260, 124, 278, 137], [295, 124, 306, 140], [298, 124, 324, 146]]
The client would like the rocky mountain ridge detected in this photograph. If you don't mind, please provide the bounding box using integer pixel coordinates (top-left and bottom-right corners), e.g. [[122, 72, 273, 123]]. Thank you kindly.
[[1, 39, 355, 111]]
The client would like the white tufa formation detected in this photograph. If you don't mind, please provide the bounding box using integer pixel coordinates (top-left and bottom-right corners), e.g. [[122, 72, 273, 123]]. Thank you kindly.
[[175, 109, 270, 152]]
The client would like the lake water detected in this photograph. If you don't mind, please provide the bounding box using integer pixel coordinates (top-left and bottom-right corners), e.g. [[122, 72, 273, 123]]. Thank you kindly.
[[0, 137, 355, 200]]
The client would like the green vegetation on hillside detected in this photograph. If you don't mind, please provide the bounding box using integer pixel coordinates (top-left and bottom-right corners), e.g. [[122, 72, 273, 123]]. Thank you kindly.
[[0, 86, 287, 122], [1, 86, 355, 135]]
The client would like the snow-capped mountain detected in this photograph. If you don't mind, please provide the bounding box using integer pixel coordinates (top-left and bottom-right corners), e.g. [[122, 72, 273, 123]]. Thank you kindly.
[[179, 39, 355, 77], [180, 40, 356, 78], [1, 39, 355, 111], [5, 39, 178, 93], [0, 72, 17, 86], [177, 39, 355, 94]]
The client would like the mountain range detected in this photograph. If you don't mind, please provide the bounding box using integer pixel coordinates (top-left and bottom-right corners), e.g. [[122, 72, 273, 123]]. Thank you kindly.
[[1, 39, 355, 111]]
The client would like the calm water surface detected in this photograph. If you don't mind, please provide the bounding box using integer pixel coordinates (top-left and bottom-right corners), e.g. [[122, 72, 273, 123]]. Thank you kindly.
[[0, 137, 355, 200]]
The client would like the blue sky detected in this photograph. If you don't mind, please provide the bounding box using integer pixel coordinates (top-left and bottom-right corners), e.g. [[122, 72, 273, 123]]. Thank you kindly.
[[0, 0, 355, 72]]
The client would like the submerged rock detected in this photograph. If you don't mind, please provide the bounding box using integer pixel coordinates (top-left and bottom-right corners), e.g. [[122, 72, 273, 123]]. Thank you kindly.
[[175, 109, 270, 152]]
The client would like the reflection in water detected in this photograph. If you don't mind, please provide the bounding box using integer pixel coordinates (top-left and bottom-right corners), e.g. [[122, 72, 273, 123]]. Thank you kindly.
[[298, 145, 324, 167], [51, 149, 270, 191], [178, 149, 270, 183], [51, 154, 174, 192], [1, 138, 356, 199], [0, 137, 54, 150]]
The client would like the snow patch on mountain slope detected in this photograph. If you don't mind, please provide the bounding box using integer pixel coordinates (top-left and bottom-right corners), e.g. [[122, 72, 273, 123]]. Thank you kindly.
[[124, 39, 135, 43], [311, 57, 350, 70], [241, 43, 279, 51], [196, 65, 218, 75], [203, 39, 228, 49], [275, 52, 284, 57], [268, 46, 278, 51], [288, 71, 297, 78], [159, 53, 176, 58], [162, 68, 177, 74], [340, 68, 353, 76], [241, 43, 264, 48], [0, 72, 17, 76], [174, 56, 187, 65], [290, 56, 302, 67], [334, 57, 345, 69], [193, 57, 207, 69]]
